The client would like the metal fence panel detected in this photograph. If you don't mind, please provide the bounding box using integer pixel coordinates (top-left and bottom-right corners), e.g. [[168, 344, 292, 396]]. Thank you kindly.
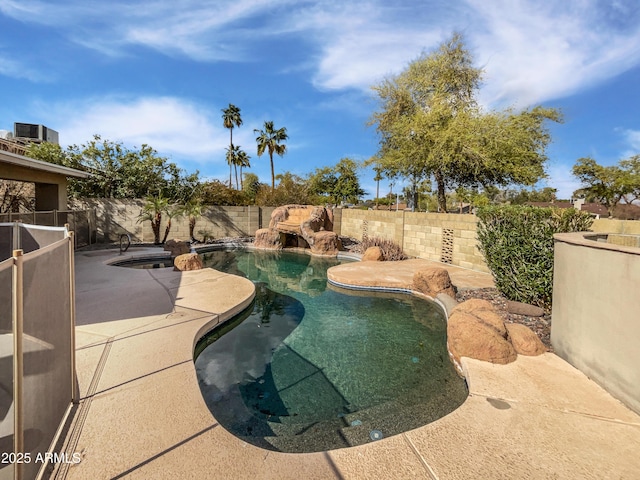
[[0, 259, 14, 480], [21, 240, 72, 480], [0, 225, 12, 262]]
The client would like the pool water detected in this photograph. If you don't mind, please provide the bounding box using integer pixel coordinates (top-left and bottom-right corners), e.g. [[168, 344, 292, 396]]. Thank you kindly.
[[194, 249, 467, 452]]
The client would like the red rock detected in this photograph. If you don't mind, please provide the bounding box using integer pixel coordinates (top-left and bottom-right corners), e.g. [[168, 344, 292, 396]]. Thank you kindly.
[[447, 311, 518, 369], [362, 246, 384, 261], [254, 228, 282, 250], [506, 300, 545, 317], [173, 253, 203, 271], [506, 323, 547, 356], [164, 238, 189, 257], [413, 267, 456, 299]]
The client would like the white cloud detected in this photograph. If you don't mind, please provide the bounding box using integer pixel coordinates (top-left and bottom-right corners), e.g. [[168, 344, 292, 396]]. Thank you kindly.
[[467, 0, 640, 107], [0, 53, 51, 82], [4, 0, 640, 109], [36, 96, 230, 164], [622, 129, 640, 155]]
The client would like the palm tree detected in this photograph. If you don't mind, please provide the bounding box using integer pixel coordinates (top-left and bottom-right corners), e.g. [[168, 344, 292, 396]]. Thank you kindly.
[[225, 144, 240, 190], [373, 165, 384, 208], [137, 195, 169, 244], [180, 200, 202, 243], [221, 104, 242, 187], [254, 121, 288, 190], [237, 150, 251, 190]]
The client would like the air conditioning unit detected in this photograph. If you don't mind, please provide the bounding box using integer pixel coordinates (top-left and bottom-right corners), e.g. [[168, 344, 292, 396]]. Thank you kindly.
[[13, 122, 59, 144]]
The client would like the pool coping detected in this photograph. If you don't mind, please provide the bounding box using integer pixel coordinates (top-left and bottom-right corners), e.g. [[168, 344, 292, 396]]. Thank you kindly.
[[60, 246, 640, 479]]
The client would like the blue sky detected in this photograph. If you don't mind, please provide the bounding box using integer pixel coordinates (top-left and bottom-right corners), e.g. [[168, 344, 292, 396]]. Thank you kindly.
[[1, 0, 639, 200]]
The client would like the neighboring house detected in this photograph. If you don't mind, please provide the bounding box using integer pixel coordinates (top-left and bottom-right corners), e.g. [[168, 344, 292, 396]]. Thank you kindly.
[[528, 199, 640, 220]]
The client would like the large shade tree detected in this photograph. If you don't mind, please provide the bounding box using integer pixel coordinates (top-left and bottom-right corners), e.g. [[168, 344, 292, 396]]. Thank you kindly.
[[370, 33, 561, 212], [572, 155, 640, 217], [254, 121, 288, 190], [222, 103, 243, 187], [27, 135, 200, 202]]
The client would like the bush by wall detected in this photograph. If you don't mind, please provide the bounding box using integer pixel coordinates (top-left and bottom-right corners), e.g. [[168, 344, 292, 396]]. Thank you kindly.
[[356, 236, 408, 261], [476, 206, 593, 309]]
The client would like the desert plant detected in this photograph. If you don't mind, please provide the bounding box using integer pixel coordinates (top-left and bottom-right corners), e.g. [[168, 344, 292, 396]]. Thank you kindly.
[[138, 195, 169, 244], [181, 200, 202, 242], [476, 205, 593, 309], [356, 236, 408, 261]]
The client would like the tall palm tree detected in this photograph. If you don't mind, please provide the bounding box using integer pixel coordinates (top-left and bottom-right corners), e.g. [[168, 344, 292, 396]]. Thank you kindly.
[[225, 144, 240, 189], [254, 121, 288, 190], [373, 165, 384, 208], [237, 150, 251, 190], [222, 104, 242, 187]]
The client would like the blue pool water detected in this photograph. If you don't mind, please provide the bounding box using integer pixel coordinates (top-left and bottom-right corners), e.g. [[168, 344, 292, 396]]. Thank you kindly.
[[194, 249, 467, 452]]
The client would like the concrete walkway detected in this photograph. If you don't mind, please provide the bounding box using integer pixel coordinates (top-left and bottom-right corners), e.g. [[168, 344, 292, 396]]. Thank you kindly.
[[57, 248, 640, 479]]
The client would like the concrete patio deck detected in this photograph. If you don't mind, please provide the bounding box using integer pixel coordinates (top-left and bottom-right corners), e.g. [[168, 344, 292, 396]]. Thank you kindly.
[[55, 247, 640, 479]]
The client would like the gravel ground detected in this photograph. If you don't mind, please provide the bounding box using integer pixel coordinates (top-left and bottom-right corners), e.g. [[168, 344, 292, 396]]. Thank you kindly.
[[456, 287, 553, 352]]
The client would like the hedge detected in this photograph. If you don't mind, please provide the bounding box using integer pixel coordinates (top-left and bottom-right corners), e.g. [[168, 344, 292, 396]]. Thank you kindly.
[[476, 205, 593, 309]]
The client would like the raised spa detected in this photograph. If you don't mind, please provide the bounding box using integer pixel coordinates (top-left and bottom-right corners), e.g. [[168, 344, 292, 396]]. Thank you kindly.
[[194, 249, 467, 453]]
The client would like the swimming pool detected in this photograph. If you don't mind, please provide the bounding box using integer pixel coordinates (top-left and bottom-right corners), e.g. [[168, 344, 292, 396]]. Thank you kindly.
[[194, 249, 467, 452]]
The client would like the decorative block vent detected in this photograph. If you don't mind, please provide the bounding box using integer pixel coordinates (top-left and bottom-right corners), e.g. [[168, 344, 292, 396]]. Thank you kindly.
[[441, 228, 454, 263], [362, 219, 369, 240]]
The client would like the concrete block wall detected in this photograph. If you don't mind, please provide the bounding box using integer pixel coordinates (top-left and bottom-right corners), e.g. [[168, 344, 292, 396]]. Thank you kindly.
[[591, 218, 640, 235], [404, 212, 488, 272], [339, 209, 489, 273], [70, 199, 266, 243]]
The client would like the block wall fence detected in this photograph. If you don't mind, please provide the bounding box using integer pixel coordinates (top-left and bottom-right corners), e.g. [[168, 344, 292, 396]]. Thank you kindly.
[[336, 209, 490, 273], [69, 199, 640, 275]]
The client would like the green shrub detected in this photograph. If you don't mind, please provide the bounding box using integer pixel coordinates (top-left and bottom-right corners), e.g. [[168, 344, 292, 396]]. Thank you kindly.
[[357, 236, 408, 261], [476, 205, 593, 309]]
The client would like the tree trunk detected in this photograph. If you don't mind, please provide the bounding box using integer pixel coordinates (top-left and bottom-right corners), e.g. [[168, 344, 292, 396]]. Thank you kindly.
[[152, 212, 162, 244], [270, 152, 275, 190], [376, 179, 380, 208], [189, 217, 196, 242], [161, 218, 172, 244], [434, 170, 447, 213]]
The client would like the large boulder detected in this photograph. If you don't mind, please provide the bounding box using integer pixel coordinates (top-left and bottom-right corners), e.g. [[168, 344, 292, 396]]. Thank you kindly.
[[164, 239, 190, 257], [254, 228, 282, 250], [173, 253, 203, 271], [447, 311, 517, 370], [506, 323, 546, 356], [413, 267, 456, 299], [362, 246, 384, 261], [451, 300, 507, 338], [309, 231, 341, 256]]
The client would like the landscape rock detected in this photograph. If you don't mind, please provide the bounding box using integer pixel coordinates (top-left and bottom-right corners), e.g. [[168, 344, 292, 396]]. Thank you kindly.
[[309, 231, 341, 256], [254, 228, 282, 250], [173, 253, 203, 271], [164, 239, 190, 257], [506, 323, 547, 356], [412, 267, 456, 299], [447, 311, 518, 369], [506, 300, 545, 317], [362, 246, 384, 261]]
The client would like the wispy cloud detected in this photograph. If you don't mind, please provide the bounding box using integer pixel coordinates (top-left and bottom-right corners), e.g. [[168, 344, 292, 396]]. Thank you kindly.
[[468, 0, 640, 107], [4, 0, 640, 108], [0, 52, 52, 82], [622, 129, 640, 155], [35, 96, 227, 162]]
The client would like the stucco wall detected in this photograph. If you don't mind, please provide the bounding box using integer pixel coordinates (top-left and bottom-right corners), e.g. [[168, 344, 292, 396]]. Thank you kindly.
[[339, 209, 489, 272], [551, 232, 640, 414]]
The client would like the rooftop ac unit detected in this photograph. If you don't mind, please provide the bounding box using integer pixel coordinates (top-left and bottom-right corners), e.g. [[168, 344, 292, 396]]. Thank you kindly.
[[13, 122, 59, 144]]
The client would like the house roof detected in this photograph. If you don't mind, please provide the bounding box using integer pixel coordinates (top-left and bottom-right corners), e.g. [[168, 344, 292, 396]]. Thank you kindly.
[[0, 149, 90, 179]]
